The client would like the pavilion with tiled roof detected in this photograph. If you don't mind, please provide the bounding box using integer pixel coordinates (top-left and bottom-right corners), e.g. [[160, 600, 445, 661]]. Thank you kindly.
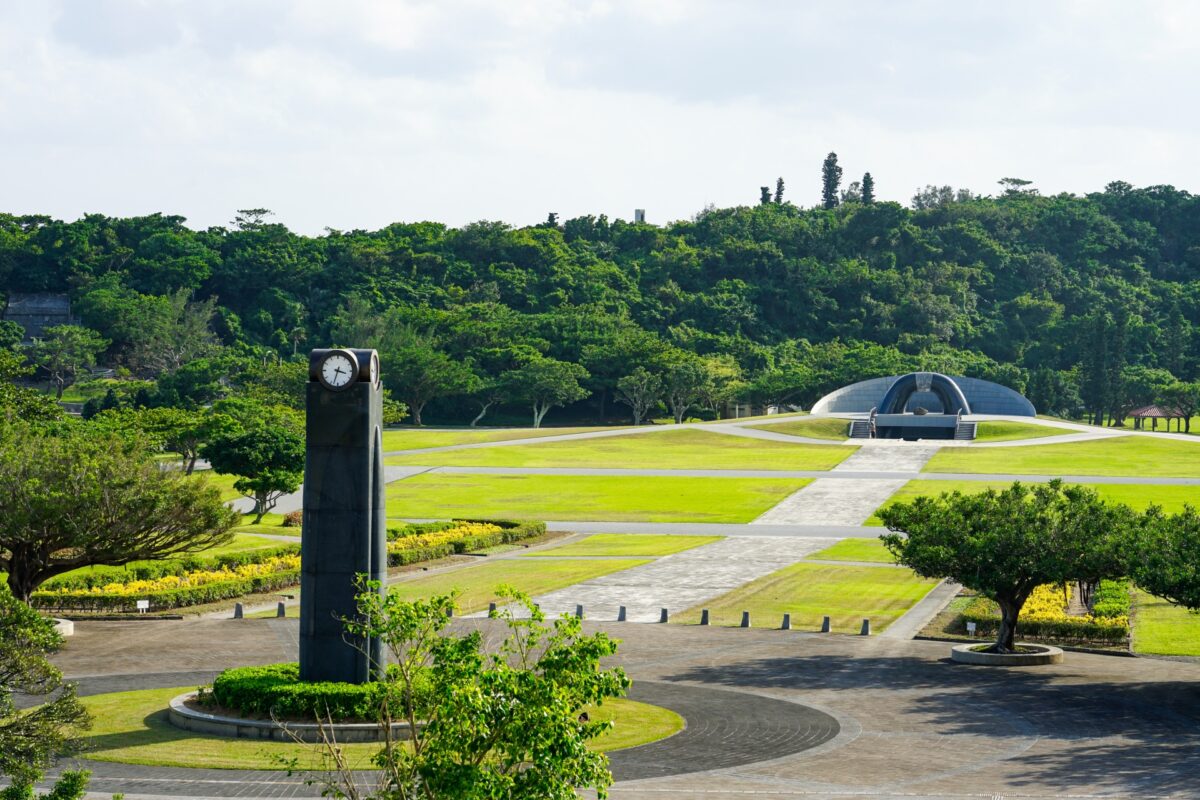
[[1129, 404, 1187, 431]]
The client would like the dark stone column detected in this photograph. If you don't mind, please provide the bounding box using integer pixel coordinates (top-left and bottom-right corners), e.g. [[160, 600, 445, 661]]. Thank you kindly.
[[299, 359, 386, 683]]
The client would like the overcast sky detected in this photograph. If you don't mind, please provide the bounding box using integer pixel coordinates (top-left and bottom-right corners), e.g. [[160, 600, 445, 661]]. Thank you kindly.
[[1, 1, 1197, 233]]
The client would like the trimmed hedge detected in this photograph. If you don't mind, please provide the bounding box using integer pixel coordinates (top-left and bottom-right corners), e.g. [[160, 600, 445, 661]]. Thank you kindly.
[[386, 519, 546, 567], [208, 662, 428, 721], [961, 594, 1130, 644], [33, 569, 300, 613], [1091, 579, 1132, 619], [40, 544, 301, 592]]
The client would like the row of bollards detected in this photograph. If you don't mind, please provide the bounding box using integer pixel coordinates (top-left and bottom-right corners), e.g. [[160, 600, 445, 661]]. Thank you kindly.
[[235, 599, 869, 634]]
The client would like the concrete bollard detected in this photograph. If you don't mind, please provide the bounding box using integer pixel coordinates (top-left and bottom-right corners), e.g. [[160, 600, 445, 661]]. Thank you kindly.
[[276, 601, 286, 618], [617, 605, 627, 622], [446, 607, 453, 618], [575, 604, 584, 619], [488, 602, 497, 615], [821, 616, 831, 633], [659, 608, 669, 623], [860, 618, 871, 636], [781, 613, 791, 631], [233, 602, 244, 620], [700, 609, 710, 626], [740, 611, 751, 628]]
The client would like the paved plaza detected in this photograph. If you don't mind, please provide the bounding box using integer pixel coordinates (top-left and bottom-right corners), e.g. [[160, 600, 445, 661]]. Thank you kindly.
[[45, 616, 1200, 799]]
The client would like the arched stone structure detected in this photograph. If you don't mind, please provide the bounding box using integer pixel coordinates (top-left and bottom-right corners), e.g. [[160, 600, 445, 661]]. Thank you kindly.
[[877, 372, 971, 416]]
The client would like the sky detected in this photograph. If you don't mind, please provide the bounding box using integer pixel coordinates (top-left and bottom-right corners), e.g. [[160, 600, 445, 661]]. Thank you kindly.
[[1, 0, 1198, 234]]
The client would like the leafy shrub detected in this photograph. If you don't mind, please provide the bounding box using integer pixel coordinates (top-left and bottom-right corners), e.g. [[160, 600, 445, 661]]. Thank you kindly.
[[40, 544, 301, 591], [1091, 579, 1132, 619], [386, 519, 546, 567], [961, 583, 1129, 644], [209, 662, 428, 721], [281, 510, 303, 528]]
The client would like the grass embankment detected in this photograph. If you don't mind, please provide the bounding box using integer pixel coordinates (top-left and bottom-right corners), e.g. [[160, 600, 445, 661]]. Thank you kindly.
[[925, 435, 1200, 477], [757, 417, 850, 440], [675, 563, 938, 633], [520, 534, 721, 558], [866, 479, 1200, 525], [385, 428, 854, 471], [381, 426, 613, 451], [808, 538, 895, 563], [972, 421, 1078, 442], [387, 558, 650, 613], [78, 688, 681, 769], [386, 474, 809, 523], [1132, 589, 1200, 656]]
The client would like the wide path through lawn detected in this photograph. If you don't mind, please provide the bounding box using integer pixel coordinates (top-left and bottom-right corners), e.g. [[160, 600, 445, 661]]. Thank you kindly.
[[473, 535, 839, 623]]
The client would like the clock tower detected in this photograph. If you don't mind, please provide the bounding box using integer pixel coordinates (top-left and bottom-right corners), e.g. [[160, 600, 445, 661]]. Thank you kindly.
[[300, 348, 386, 683]]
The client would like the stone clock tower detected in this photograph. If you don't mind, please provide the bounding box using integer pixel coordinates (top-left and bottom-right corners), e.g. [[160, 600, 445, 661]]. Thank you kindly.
[[299, 348, 386, 683]]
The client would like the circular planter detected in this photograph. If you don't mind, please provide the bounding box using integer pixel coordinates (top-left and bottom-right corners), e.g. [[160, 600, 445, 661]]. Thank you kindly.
[[53, 618, 74, 637], [167, 691, 421, 743], [951, 643, 1064, 666]]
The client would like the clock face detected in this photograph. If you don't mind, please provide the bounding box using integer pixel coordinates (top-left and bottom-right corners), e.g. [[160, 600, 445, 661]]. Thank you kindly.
[[370, 352, 379, 386], [320, 353, 356, 390]]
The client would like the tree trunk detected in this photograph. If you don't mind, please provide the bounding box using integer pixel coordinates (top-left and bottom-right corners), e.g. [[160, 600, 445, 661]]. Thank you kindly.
[[411, 403, 424, 427], [597, 390, 607, 421], [994, 598, 1020, 653], [253, 492, 267, 524], [7, 563, 38, 603], [55, 381, 65, 400], [470, 401, 494, 428], [533, 402, 548, 429], [186, 453, 198, 475]]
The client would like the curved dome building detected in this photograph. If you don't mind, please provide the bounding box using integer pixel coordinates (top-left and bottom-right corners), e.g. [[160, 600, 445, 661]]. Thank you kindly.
[[810, 373, 1035, 440]]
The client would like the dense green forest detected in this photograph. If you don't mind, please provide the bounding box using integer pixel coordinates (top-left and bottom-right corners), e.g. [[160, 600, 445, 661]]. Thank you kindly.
[[3, 173, 1199, 427]]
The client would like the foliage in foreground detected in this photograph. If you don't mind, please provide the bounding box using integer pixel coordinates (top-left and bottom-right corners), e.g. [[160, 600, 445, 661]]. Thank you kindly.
[[880, 481, 1135, 653], [299, 584, 630, 800], [960, 581, 1130, 644], [208, 662, 419, 722], [1129, 506, 1200, 612], [0, 586, 91, 795]]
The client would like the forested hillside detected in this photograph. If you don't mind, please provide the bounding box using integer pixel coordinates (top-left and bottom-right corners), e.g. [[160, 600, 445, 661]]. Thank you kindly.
[[3, 178, 1199, 426]]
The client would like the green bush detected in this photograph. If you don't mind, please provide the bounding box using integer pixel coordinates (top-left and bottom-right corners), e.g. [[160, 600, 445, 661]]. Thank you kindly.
[[385, 519, 546, 567], [1091, 578, 1132, 619], [31, 569, 300, 613], [40, 544, 301, 592], [960, 596, 1129, 644], [209, 662, 428, 721]]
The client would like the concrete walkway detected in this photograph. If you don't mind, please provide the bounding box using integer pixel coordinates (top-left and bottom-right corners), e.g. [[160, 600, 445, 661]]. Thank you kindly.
[[751, 444, 940, 526], [472, 536, 838, 623]]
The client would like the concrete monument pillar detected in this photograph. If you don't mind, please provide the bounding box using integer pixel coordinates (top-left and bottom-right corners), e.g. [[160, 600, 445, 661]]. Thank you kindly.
[[299, 348, 387, 683]]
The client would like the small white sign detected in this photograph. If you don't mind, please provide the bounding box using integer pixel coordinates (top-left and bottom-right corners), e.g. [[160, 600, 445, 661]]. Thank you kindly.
[[966, 621, 977, 636], [136, 599, 150, 613]]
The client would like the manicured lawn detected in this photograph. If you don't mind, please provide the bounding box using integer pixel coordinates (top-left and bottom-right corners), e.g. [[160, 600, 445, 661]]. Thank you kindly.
[[973, 421, 1077, 442], [808, 538, 895, 563], [925, 435, 1200, 477], [675, 563, 938, 633], [388, 558, 649, 613], [1132, 589, 1200, 656], [194, 472, 243, 502], [386, 428, 854, 471], [382, 426, 614, 451], [757, 417, 850, 440], [866, 479, 1200, 525], [232, 513, 300, 536], [521, 534, 722, 558], [386, 473, 809, 523], [79, 687, 679, 769]]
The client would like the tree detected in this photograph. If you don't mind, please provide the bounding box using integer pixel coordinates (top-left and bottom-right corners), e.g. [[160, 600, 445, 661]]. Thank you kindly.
[[1160, 381, 1200, 433], [502, 356, 589, 428], [202, 416, 304, 523], [315, 584, 629, 800], [773, 177, 785, 204], [0, 351, 60, 422], [0, 320, 23, 350], [1129, 506, 1200, 610], [96, 406, 235, 474], [861, 172, 875, 204], [880, 482, 1134, 653], [759, 186, 771, 205], [662, 356, 711, 424], [387, 344, 478, 426], [29, 325, 108, 399], [821, 152, 842, 209], [615, 366, 662, 425], [0, 585, 91, 797], [749, 363, 816, 409], [0, 421, 238, 601], [467, 377, 505, 427]]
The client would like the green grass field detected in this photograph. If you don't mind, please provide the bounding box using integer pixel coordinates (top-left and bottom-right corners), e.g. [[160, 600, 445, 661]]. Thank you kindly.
[[757, 417, 850, 440], [675, 563, 938, 633], [520, 534, 722, 558], [973, 421, 1077, 442], [1132, 589, 1200, 656], [194, 471, 243, 502], [386, 473, 809, 523], [866, 479, 1200, 525], [78, 687, 680, 769], [387, 558, 650, 613], [808, 538, 895, 563], [382, 426, 614, 451], [385, 428, 854, 471], [925, 435, 1200, 477]]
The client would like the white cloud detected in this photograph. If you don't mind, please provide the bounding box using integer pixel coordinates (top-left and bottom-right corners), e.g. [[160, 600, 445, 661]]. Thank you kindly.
[[0, 0, 1198, 233]]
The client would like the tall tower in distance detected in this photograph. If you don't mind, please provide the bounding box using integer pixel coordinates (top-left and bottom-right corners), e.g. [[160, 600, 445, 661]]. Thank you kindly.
[[634, 209, 646, 223]]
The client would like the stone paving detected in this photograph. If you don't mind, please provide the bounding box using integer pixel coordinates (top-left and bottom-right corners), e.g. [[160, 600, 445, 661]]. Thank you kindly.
[[42, 616, 1200, 799], [471, 536, 839, 623], [751, 445, 940, 526]]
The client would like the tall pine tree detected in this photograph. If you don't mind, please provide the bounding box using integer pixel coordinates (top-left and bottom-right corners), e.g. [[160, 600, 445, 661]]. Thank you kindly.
[[821, 152, 842, 209], [861, 172, 875, 204], [759, 186, 771, 205], [774, 177, 785, 204]]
